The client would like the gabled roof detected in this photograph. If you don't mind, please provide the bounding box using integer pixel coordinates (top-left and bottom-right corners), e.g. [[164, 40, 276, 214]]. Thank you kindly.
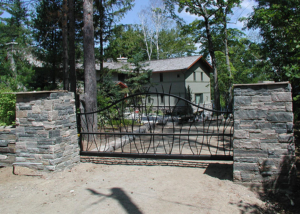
[[76, 55, 213, 73], [144, 55, 212, 73]]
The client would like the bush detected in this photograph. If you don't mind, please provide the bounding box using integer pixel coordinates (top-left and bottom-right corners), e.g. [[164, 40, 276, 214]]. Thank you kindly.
[[0, 88, 16, 126]]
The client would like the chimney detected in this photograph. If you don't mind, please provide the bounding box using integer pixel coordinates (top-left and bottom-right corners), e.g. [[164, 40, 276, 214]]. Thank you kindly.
[[117, 56, 128, 63]]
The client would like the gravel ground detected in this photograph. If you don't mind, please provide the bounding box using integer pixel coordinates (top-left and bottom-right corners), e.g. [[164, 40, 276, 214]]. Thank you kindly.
[[0, 162, 266, 214]]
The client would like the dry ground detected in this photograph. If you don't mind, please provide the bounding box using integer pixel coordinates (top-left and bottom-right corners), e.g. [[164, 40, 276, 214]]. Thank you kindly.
[[0, 162, 267, 214]]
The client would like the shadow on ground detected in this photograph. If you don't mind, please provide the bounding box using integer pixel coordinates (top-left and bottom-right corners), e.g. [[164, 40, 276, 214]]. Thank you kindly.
[[204, 163, 233, 180], [87, 187, 143, 214]]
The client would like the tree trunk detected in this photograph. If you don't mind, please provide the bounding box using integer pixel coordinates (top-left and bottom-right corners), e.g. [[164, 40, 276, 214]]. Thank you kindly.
[[83, 0, 97, 132], [69, 0, 76, 94], [99, 0, 104, 71], [95, 0, 104, 71], [204, 17, 220, 111], [62, 0, 69, 90], [139, 13, 152, 61], [52, 30, 56, 89], [224, 16, 233, 111], [156, 29, 159, 60]]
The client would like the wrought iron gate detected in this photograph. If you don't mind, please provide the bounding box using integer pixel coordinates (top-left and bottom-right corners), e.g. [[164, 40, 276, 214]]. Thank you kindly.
[[78, 90, 233, 160]]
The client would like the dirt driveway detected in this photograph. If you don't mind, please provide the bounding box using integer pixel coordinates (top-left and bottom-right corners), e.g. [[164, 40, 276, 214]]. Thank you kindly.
[[0, 162, 265, 214]]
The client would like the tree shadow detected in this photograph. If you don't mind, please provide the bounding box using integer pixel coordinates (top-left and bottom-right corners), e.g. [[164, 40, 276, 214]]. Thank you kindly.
[[229, 200, 273, 214], [239, 155, 299, 213], [233, 122, 300, 213], [204, 163, 233, 180], [87, 187, 143, 214]]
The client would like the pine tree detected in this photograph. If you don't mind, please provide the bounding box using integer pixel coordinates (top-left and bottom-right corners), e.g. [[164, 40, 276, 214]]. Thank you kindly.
[[33, 0, 63, 90], [94, 0, 134, 70], [0, 0, 34, 90]]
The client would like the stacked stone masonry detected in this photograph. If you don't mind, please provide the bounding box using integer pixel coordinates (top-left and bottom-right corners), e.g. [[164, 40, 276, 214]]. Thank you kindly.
[[14, 91, 80, 171], [0, 126, 16, 166], [81, 156, 212, 168], [233, 82, 295, 192]]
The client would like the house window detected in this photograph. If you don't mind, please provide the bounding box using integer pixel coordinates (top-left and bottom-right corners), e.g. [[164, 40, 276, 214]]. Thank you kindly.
[[160, 73, 163, 82], [148, 96, 151, 103], [118, 73, 126, 82], [177, 74, 180, 78], [201, 72, 203, 81], [193, 72, 196, 81], [195, 93, 203, 104], [160, 94, 164, 103]]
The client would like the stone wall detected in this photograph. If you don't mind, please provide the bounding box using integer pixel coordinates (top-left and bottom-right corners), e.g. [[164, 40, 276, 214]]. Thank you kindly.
[[14, 91, 80, 171], [81, 156, 212, 168], [0, 126, 16, 166], [233, 82, 295, 192]]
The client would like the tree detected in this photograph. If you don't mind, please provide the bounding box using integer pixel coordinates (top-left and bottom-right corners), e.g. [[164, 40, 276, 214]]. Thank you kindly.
[[217, 0, 242, 111], [164, 0, 223, 110], [159, 27, 196, 59], [195, 27, 268, 108], [105, 24, 195, 61], [0, 0, 34, 91], [62, 0, 69, 90], [104, 24, 146, 61], [122, 53, 153, 94], [33, 0, 63, 90], [82, 0, 97, 131], [139, 11, 154, 61], [94, 0, 134, 70], [150, 2, 166, 60], [244, 0, 300, 119], [139, 0, 178, 60], [68, 0, 77, 93], [97, 70, 125, 110]]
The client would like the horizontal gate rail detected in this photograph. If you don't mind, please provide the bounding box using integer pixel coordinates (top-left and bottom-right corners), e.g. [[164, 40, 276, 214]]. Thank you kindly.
[[80, 133, 233, 136], [80, 151, 233, 161]]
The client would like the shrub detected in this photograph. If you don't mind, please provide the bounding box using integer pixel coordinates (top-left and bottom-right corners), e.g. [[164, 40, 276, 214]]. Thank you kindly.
[[0, 88, 16, 126]]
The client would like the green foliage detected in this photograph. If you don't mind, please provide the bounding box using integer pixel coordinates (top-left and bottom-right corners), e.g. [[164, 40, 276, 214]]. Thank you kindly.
[[185, 85, 192, 102], [245, 0, 300, 121], [104, 24, 146, 61], [0, 87, 16, 126], [0, 0, 35, 91], [105, 23, 196, 61], [157, 27, 196, 59], [110, 119, 139, 127], [97, 70, 126, 126], [123, 53, 153, 94], [215, 51, 231, 108], [97, 71, 125, 110], [32, 0, 64, 90], [94, 0, 135, 63]]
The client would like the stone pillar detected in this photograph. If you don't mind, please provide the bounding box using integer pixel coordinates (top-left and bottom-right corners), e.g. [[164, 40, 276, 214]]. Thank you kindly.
[[0, 126, 16, 166], [233, 82, 295, 192], [14, 91, 80, 172]]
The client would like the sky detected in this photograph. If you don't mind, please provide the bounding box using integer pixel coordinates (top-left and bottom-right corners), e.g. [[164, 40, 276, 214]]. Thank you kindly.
[[119, 0, 258, 31], [0, 0, 258, 31]]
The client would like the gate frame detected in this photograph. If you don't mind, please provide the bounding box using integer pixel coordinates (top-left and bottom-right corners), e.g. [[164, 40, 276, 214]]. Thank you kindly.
[[78, 90, 234, 161]]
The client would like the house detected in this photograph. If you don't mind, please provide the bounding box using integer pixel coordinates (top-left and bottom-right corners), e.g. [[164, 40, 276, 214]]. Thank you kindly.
[[27, 53, 212, 110], [144, 55, 212, 108], [97, 56, 212, 109]]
